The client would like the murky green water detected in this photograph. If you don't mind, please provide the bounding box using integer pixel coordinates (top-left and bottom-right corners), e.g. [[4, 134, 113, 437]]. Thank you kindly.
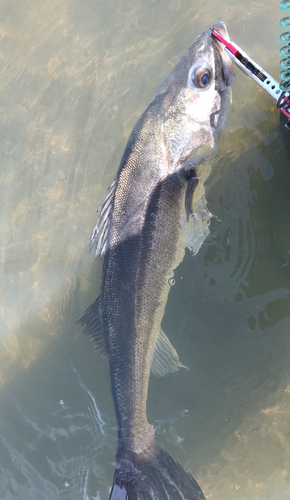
[[0, 0, 289, 498]]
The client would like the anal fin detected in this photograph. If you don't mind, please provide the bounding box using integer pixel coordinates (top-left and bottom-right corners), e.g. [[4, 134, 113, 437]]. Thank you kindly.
[[151, 329, 188, 377]]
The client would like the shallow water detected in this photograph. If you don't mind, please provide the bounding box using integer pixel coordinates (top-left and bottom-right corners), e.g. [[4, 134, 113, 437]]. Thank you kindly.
[[0, 0, 289, 499]]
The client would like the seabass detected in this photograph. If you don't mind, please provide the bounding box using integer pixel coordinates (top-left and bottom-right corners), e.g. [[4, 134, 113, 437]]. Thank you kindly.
[[78, 20, 235, 500]]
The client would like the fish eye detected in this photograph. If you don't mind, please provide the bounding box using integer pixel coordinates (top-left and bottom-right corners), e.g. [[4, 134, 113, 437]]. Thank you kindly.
[[191, 67, 211, 89]]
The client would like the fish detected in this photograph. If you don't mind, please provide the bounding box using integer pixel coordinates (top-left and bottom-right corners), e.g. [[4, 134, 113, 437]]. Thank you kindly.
[[78, 20, 235, 500]]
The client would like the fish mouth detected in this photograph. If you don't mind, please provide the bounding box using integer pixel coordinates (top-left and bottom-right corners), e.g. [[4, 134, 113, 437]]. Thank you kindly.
[[211, 20, 236, 87]]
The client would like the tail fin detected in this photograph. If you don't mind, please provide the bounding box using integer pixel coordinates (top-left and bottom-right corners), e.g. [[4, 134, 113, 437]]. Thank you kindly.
[[109, 441, 205, 500]]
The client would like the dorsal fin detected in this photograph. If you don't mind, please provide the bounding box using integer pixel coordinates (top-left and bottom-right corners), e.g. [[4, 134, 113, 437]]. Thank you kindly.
[[151, 329, 188, 377], [90, 180, 117, 258], [76, 294, 107, 356]]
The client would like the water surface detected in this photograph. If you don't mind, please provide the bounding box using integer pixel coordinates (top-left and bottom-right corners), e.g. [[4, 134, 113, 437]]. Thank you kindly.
[[1, 0, 289, 499]]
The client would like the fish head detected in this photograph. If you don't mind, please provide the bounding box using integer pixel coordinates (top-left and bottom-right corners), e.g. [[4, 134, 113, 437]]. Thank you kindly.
[[154, 21, 235, 168]]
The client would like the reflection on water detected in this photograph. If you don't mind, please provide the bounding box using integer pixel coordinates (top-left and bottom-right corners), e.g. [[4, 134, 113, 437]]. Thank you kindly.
[[0, 0, 289, 498]]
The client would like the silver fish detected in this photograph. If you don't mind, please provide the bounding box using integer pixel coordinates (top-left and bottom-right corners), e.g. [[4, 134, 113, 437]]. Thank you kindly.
[[78, 20, 235, 500]]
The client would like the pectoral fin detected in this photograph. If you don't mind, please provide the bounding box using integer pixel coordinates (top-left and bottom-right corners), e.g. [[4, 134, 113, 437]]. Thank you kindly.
[[151, 329, 188, 377], [185, 174, 198, 223]]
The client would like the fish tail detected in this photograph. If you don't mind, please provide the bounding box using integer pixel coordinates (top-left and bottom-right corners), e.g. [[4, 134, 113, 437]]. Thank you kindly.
[[109, 440, 205, 500]]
